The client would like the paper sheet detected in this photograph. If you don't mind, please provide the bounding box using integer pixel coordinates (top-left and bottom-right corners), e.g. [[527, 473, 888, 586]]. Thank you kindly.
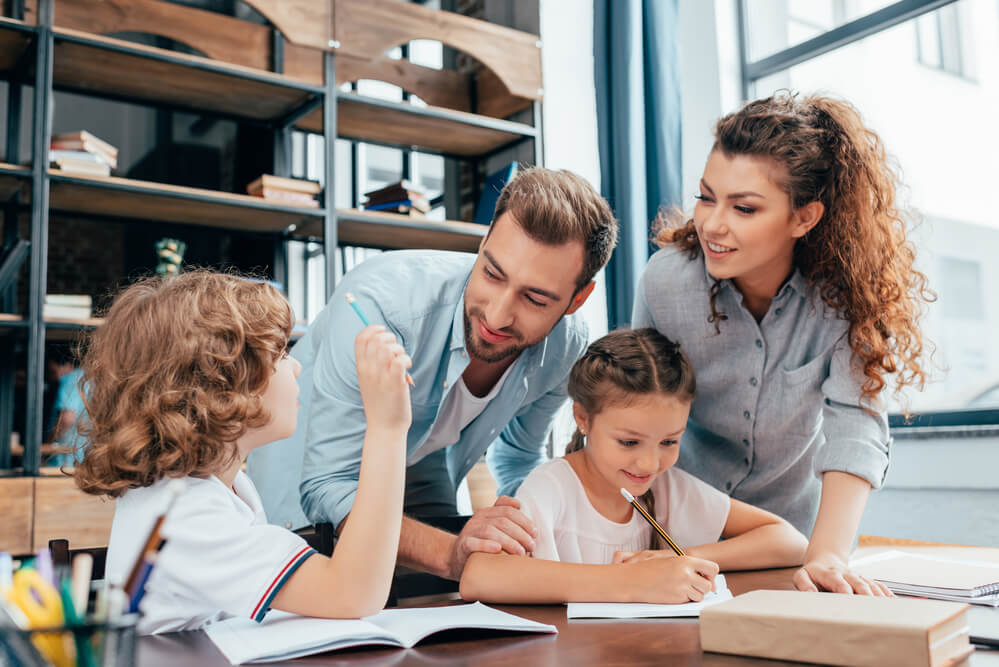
[[567, 574, 732, 619]]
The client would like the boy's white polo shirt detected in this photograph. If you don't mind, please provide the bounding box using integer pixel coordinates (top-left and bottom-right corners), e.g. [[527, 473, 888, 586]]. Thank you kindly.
[[106, 471, 316, 634]]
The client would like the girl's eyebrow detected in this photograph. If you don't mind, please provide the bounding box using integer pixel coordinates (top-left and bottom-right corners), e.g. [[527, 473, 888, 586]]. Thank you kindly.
[[612, 427, 686, 438]]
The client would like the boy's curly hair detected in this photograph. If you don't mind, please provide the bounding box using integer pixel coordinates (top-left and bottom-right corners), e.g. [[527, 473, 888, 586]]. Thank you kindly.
[[74, 270, 293, 497], [657, 92, 934, 409]]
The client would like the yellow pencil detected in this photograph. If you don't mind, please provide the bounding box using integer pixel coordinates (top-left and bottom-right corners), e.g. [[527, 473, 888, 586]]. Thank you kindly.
[[620, 487, 685, 556]]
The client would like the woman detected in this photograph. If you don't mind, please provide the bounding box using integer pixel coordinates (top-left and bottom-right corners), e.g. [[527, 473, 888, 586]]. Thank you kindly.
[[633, 92, 932, 594]]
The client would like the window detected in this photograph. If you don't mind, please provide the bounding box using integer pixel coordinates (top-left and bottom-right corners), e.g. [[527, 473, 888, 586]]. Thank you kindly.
[[286, 36, 448, 323], [740, 0, 999, 415]]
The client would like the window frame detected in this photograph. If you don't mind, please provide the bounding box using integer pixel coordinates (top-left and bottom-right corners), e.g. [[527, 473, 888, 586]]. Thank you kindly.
[[736, 0, 999, 429]]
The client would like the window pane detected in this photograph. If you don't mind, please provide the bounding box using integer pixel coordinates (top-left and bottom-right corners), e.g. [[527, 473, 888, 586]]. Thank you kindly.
[[748, 0, 998, 411], [745, 0, 915, 62]]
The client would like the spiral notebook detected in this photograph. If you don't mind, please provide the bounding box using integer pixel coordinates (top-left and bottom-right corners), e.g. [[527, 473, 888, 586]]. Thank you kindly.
[[851, 550, 999, 605]]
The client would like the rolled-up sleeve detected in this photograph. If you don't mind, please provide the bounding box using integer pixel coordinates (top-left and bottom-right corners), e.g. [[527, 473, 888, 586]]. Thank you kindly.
[[298, 291, 378, 528], [813, 337, 890, 488]]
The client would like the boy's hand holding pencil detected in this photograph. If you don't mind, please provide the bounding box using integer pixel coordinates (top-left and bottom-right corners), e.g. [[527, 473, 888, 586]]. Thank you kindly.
[[354, 323, 413, 434]]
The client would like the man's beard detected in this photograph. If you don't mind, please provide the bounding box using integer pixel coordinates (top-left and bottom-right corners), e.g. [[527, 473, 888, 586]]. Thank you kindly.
[[464, 305, 540, 363]]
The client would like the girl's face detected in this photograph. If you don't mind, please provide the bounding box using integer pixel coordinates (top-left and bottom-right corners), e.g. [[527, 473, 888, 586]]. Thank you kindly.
[[693, 150, 819, 298], [574, 393, 690, 499]]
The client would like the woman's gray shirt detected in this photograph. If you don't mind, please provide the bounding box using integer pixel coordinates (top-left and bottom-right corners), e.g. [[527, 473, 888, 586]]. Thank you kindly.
[[633, 245, 890, 535]]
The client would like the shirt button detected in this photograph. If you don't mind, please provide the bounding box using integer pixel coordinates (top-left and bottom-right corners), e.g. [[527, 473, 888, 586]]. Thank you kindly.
[[742, 439, 749, 447], [284, 521, 292, 529], [743, 410, 751, 420], [749, 377, 758, 386], [443, 380, 449, 389], [461, 350, 467, 358], [755, 339, 763, 349], [725, 481, 732, 491], [744, 458, 750, 466], [775, 307, 782, 316]]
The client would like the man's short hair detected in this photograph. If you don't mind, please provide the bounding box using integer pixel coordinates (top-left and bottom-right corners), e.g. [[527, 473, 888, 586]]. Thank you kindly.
[[491, 167, 618, 290]]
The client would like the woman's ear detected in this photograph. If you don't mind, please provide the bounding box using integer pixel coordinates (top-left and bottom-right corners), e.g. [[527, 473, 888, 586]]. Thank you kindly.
[[791, 200, 824, 238], [572, 402, 590, 435]]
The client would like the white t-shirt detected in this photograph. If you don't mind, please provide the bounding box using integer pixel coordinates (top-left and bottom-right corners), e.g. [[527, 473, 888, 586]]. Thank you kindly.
[[515, 458, 731, 564], [106, 471, 316, 634], [406, 364, 513, 466]]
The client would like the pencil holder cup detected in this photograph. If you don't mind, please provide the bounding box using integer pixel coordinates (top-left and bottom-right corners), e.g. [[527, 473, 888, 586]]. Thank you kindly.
[[0, 614, 138, 667]]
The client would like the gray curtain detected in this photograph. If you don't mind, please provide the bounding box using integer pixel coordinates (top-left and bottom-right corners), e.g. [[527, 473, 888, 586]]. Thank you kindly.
[[594, 0, 682, 328]]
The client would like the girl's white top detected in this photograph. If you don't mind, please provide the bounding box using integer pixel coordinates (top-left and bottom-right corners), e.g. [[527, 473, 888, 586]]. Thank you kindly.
[[515, 458, 730, 564]]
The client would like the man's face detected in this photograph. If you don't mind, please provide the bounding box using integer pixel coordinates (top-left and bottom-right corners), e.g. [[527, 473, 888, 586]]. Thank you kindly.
[[463, 213, 587, 363]]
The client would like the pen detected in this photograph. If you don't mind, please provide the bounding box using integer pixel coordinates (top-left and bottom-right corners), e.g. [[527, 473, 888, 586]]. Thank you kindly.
[[345, 292, 415, 387], [620, 488, 686, 557]]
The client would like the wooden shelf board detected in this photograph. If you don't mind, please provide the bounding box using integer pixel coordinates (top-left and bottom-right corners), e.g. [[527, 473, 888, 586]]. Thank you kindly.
[[0, 18, 33, 74], [0, 161, 30, 200], [297, 93, 536, 157], [51, 29, 321, 122], [48, 170, 323, 232], [296, 209, 485, 253]]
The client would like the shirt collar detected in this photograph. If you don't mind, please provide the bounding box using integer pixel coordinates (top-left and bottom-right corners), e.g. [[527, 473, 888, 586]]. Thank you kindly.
[[701, 256, 808, 302]]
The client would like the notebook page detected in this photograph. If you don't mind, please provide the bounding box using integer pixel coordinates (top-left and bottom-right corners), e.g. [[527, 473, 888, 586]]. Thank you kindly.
[[368, 602, 557, 646], [204, 611, 396, 664], [567, 574, 732, 619]]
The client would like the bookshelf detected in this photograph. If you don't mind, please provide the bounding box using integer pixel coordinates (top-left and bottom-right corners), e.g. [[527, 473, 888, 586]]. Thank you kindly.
[[0, 0, 543, 478]]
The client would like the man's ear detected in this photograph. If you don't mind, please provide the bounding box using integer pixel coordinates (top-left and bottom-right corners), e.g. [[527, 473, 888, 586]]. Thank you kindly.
[[566, 280, 596, 315], [791, 201, 824, 238]]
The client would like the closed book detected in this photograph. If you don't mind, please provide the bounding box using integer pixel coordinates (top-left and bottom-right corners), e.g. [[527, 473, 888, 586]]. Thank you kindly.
[[363, 179, 426, 201], [363, 198, 430, 214], [247, 174, 321, 196], [700, 590, 973, 667], [45, 294, 92, 307], [251, 188, 319, 208], [364, 192, 431, 210], [49, 149, 114, 169], [51, 130, 118, 159], [50, 159, 111, 177], [852, 551, 999, 600], [43, 304, 92, 320]]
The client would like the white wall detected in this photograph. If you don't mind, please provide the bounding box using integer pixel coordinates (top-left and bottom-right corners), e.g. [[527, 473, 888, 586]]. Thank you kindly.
[[539, 0, 608, 343]]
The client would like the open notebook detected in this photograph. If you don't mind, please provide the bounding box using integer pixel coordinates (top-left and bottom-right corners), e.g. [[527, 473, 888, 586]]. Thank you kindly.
[[567, 574, 732, 619], [204, 602, 556, 664], [851, 551, 999, 606]]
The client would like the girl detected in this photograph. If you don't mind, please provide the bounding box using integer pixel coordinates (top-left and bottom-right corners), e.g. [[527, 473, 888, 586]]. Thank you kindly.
[[459, 328, 807, 604], [634, 92, 932, 595], [75, 270, 412, 634]]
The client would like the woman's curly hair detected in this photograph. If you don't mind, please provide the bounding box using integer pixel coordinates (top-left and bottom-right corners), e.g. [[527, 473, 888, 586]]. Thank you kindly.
[[74, 270, 293, 497], [656, 92, 933, 408]]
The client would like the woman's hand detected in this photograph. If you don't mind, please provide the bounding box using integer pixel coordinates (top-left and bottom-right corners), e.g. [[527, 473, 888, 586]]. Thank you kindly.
[[793, 551, 893, 596]]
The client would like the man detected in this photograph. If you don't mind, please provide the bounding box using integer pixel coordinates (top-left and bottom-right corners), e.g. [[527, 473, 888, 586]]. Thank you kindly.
[[249, 167, 617, 580]]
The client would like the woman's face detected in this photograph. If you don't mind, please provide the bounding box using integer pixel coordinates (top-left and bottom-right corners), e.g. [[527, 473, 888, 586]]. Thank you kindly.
[[693, 151, 818, 298]]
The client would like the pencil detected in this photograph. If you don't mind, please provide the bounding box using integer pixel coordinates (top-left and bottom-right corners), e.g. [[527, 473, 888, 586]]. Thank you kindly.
[[620, 487, 686, 557], [345, 293, 415, 387]]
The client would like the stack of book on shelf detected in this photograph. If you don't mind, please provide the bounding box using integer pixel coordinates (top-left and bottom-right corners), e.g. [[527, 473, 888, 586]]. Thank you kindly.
[[49, 131, 118, 177], [362, 180, 431, 217], [43, 294, 92, 321], [247, 175, 321, 208]]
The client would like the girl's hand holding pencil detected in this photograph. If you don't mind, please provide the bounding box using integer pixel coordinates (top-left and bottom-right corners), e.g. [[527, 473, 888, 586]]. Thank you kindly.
[[618, 555, 720, 603]]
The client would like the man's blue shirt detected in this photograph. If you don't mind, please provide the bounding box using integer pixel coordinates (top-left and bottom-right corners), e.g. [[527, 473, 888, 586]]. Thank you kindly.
[[248, 250, 588, 529]]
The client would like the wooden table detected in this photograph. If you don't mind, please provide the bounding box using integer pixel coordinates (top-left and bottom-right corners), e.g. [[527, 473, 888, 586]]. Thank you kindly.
[[136, 549, 999, 666]]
